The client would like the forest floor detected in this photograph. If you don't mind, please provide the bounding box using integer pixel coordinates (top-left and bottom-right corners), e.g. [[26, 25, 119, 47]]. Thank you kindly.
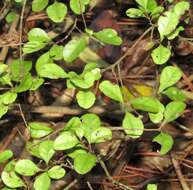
[[1, 0, 193, 190]]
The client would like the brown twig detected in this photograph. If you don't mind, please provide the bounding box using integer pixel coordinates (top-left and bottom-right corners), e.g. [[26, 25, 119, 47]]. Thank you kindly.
[[171, 153, 190, 190]]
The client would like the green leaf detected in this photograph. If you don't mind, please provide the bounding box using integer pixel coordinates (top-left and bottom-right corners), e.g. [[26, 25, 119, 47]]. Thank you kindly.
[[15, 159, 40, 176], [151, 45, 171, 65], [4, 160, 16, 172], [90, 127, 112, 143], [63, 36, 87, 63], [99, 80, 123, 103], [87, 68, 101, 81], [0, 73, 12, 86], [28, 122, 53, 139], [153, 132, 174, 155], [81, 113, 101, 143], [122, 112, 144, 138], [151, 6, 164, 17], [0, 150, 13, 164], [135, 0, 157, 12], [10, 59, 32, 82], [82, 63, 101, 79], [14, 73, 33, 93], [70, 0, 90, 15], [94, 28, 122, 46], [30, 78, 44, 91], [23, 41, 47, 54], [163, 87, 186, 101], [1, 92, 17, 105], [81, 113, 100, 128], [135, 0, 148, 9], [14, 0, 23, 2], [32, 0, 49, 12], [6, 12, 17, 23], [0, 104, 9, 119], [130, 96, 160, 113], [164, 101, 186, 123], [159, 66, 182, 93], [76, 90, 96, 109], [23, 28, 51, 54], [36, 52, 52, 73], [49, 45, 63, 60], [126, 8, 144, 18], [167, 26, 184, 40], [26, 142, 41, 159], [46, 2, 67, 23], [54, 131, 79, 150], [74, 153, 96, 174], [67, 146, 87, 159], [48, 166, 66, 179], [174, 1, 190, 18], [70, 71, 95, 89], [28, 28, 50, 43], [147, 184, 157, 190], [37, 63, 67, 79], [146, 0, 158, 13], [0, 64, 8, 75], [1, 171, 24, 188], [39, 140, 55, 164], [149, 102, 165, 124], [158, 11, 179, 40], [1, 187, 16, 190], [64, 117, 83, 139], [34, 173, 51, 190]]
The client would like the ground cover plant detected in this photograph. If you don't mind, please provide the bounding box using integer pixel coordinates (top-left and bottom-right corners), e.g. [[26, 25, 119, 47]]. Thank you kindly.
[[0, 0, 193, 189]]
